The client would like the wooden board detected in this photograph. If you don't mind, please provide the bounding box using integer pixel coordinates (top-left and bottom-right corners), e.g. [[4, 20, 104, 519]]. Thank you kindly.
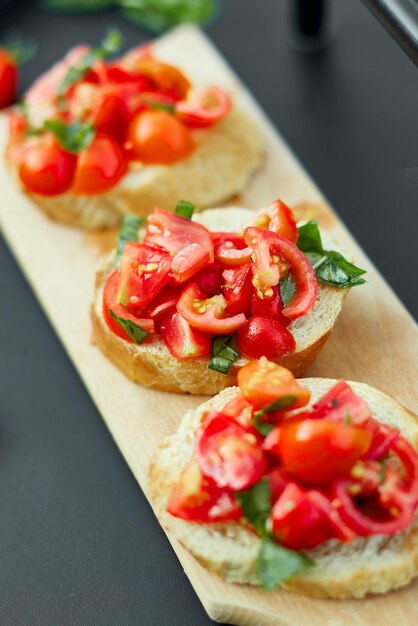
[[1, 25, 418, 626]]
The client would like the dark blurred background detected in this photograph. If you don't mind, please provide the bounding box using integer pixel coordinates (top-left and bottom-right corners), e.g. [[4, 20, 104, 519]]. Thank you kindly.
[[0, 1, 417, 625]]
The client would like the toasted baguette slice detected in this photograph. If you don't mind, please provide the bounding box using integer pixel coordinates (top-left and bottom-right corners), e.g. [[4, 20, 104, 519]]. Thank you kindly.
[[91, 207, 347, 394], [6, 107, 263, 230], [149, 379, 418, 598]]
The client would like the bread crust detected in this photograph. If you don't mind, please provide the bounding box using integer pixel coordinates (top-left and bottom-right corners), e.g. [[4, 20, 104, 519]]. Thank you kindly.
[[148, 380, 418, 598], [6, 107, 263, 230]]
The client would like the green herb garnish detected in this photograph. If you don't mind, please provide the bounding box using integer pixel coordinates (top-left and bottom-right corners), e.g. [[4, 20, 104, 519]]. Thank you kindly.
[[119, 0, 219, 33], [234, 477, 271, 537], [175, 200, 197, 220], [253, 395, 296, 435], [257, 537, 313, 590], [109, 310, 150, 344], [297, 220, 366, 289], [147, 100, 175, 114], [44, 119, 94, 153], [57, 29, 122, 98], [208, 335, 239, 375], [116, 214, 143, 267], [279, 274, 295, 307]]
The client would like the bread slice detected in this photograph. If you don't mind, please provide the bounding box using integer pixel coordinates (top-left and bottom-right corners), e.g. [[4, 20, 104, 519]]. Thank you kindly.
[[91, 207, 347, 394], [6, 106, 263, 230], [149, 379, 418, 598]]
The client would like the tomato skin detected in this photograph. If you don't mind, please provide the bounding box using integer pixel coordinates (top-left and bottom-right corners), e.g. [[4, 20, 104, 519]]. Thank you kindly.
[[176, 86, 232, 128], [128, 110, 194, 164], [213, 232, 252, 268], [117, 242, 172, 312], [311, 380, 371, 425], [91, 91, 130, 140], [268, 467, 289, 502], [265, 419, 372, 486], [103, 270, 154, 342], [145, 286, 180, 320], [177, 282, 247, 335], [135, 57, 190, 100], [145, 208, 214, 261], [222, 264, 253, 317], [194, 264, 223, 296], [244, 226, 318, 320], [222, 392, 254, 429], [73, 135, 127, 195], [272, 483, 337, 550], [237, 317, 295, 361], [0, 49, 17, 109], [251, 285, 290, 327], [253, 199, 298, 243], [237, 358, 310, 410], [171, 243, 211, 284], [196, 412, 266, 491], [167, 456, 242, 523], [19, 135, 76, 196], [160, 310, 211, 359]]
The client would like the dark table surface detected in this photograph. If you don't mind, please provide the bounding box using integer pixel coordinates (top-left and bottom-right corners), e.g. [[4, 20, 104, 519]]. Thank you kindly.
[[0, 1, 417, 625]]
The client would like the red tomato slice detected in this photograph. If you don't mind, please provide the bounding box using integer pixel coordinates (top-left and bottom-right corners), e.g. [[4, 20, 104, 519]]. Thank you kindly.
[[128, 109, 194, 164], [176, 86, 232, 128], [265, 419, 372, 486], [251, 285, 290, 327], [213, 232, 252, 268], [91, 90, 130, 141], [167, 456, 242, 523], [144, 286, 180, 320], [244, 226, 318, 320], [117, 242, 172, 311], [196, 412, 266, 491], [145, 208, 214, 261], [73, 135, 127, 195], [0, 49, 17, 109], [311, 381, 371, 425], [222, 264, 253, 316], [194, 264, 223, 296], [171, 243, 211, 284], [177, 282, 246, 335], [268, 467, 289, 502], [8, 110, 27, 137], [103, 270, 154, 342], [19, 135, 76, 196], [272, 483, 337, 549], [237, 358, 310, 410], [362, 419, 400, 460], [135, 57, 190, 100], [237, 317, 295, 361], [252, 199, 298, 243], [222, 392, 255, 429], [159, 311, 211, 359]]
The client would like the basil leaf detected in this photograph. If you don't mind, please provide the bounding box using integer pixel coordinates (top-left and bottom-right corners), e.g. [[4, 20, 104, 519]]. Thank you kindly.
[[58, 29, 122, 97], [255, 395, 297, 418], [109, 310, 150, 344], [119, 0, 219, 33], [297, 220, 366, 289], [315, 251, 366, 288], [297, 220, 324, 255], [116, 215, 143, 267], [235, 478, 271, 537], [175, 200, 196, 220], [257, 537, 313, 590], [253, 414, 275, 436], [39, 0, 114, 12], [279, 274, 295, 307], [208, 335, 239, 375], [44, 119, 94, 153], [147, 100, 175, 113]]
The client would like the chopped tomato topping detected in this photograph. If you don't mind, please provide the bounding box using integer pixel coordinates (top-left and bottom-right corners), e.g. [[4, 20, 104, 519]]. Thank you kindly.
[[177, 282, 246, 335], [222, 392, 255, 429], [251, 285, 290, 326], [196, 412, 266, 491], [159, 311, 211, 359], [176, 86, 232, 127], [19, 135, 76, 196], [252, 199, 298, 242], [144, 286, 180, 320], [222, 264, 253, 317], [171, 243, 211, 284], [73, 135, 127, 195], [213, 232, 252, 268], [311, 381, 371, 425], [237, 317, 296, 361]]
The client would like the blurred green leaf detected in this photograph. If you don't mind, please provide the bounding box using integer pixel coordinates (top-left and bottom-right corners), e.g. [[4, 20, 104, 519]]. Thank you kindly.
[[39, 0, 115, 13], [119, 0, 219, 32]]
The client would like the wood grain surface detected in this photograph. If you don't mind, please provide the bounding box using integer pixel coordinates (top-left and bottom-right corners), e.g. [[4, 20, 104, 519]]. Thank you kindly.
[[1, 25, 417, 626]]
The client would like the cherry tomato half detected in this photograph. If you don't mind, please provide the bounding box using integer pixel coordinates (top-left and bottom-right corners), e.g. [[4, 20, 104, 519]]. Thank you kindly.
[[91, 90, 130, 141], [135, 57, 190, 100], [128, 110, 194, 164], [237, 358, 310, 410], [0, 49, 17, 109], [73, 135, 127, 195], [265, 419, 372, 486], [196, 412, 266, 491], [222, 264, 253, 317], [176, 86, 232, 128], [311, 380, 371, 425], [237, 317, 296, 361], [171, 243, 211, 284], [213, 232, 252, 268], [252, 199, 298, 243], [167, 456, 242, 523], [145, 208, 214, 260], [159, 310, 211, 359], [103, 270, 154, 342], [177, 282, 246, 335], [19, 135, 76, 196], [251, 285, 290, 327]]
